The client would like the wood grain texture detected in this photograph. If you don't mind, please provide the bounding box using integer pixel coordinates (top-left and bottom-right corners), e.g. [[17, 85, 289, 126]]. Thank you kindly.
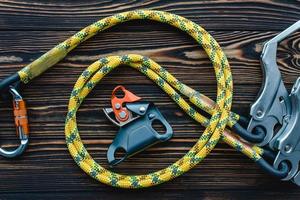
[[0, 0, 299, 31], [0, 0, 299, 199], [0, 30, 299, 85]]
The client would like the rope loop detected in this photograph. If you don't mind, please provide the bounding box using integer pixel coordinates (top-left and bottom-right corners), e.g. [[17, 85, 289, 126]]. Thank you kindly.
[[17, 9, 262, 188], [64, 9, 234, 188]]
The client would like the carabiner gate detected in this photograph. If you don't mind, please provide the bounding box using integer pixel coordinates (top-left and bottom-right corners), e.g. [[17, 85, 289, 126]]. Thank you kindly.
[[0, 86, 29, 158]]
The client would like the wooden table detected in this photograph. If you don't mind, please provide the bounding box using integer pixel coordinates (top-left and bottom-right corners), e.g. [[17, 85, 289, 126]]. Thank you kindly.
[[0, 1, 299, 199]]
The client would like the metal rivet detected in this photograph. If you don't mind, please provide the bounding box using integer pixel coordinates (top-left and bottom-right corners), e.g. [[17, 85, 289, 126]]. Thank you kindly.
[[115, 103, 121, 110], [284, 144, 292, 153], [284, 116, 289, 123], [119, 111, 127, 119], [148, 113, 155, 119], [256, 109, 263, 118], [139, 106, 146, 113]]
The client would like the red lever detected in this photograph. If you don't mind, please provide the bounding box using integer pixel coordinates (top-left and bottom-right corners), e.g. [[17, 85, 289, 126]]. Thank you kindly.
[[111, 86, 141, 122]]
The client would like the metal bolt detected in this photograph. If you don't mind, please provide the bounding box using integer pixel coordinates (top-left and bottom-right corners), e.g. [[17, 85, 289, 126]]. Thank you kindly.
[[256, 109, 263, 118], [284, 144, 292, 153], [148, 113, 155, 119], [115, 103, 121, 110], [139, 106, 146, 113], [284, 116, 289, 123], [119, 111, 127, 119], [292, 87, 296, 93]]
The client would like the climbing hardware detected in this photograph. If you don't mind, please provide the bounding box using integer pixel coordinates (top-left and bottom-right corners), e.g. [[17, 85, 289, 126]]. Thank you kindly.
[[0, 10, 299, 187]]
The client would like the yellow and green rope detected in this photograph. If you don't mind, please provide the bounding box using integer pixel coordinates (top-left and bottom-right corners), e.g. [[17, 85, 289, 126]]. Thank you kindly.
[[17, 10, 264, 188]]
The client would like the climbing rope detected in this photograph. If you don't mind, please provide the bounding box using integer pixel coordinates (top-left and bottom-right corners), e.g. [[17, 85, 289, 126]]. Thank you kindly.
[[17, 10, 265, 188]]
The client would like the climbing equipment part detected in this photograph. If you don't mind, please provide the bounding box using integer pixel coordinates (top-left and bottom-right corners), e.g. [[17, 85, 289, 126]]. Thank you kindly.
[[104, 85, 173, 166], [248, 20, 300, 146], [0, 9, 295, 187], [0, 86, 29, 158], [248, 20, 300, 185], [107, 85, 142, 124]]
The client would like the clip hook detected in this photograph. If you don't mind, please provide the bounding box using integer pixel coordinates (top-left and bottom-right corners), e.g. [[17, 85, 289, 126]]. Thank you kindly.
[[271, 77, 300, 185], [247, 20, 300, 185], [247, 20, 300, 146], [0, 86, 29, 158]]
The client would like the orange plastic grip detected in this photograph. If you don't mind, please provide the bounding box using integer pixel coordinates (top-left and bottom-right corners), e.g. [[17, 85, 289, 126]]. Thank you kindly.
[[13, 99, 29, 136]]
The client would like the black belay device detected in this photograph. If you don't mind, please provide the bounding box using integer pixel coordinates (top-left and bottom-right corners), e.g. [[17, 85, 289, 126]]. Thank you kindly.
[[103, 86, 173, 166]]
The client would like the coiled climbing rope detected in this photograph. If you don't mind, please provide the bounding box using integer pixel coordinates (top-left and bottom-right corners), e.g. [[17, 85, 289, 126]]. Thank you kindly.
[[17, 10, 264, 188]]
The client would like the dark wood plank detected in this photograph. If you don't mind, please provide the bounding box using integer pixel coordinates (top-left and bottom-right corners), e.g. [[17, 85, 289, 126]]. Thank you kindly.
[[0, 0, 299, 31], [0, 30, 299, 85], [2, 188, 300, 200], [2, 189, 300, 200], [0, 28, 298, 194], [0, 1, 299, 199]]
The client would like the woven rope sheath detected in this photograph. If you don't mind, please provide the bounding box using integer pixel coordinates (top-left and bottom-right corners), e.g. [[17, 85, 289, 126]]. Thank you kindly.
[[17, 10, 263, 188]]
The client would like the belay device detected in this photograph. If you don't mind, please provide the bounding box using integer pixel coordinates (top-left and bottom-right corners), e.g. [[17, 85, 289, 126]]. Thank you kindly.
[[0, 9, 299, 188], [103, 86, 173, 166]]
